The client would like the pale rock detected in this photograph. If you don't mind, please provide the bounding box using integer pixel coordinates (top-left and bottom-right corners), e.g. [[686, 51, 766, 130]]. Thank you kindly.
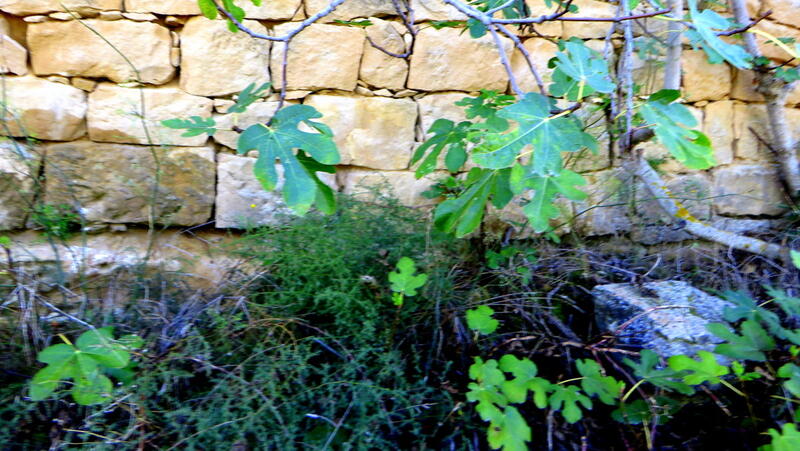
[[0, 15, 8, 35], [46, 75, 69, 84], [522, 0, 564, 37], [374, 88, 392, 96], [0, 140, 41, 230], [764, 0, 800, 28], [125, 0, 303, 20], [733, 103, 768, 160], [305, 94, 417, 170], [71, 77, 97, 92], [28, 20, 173, 84], [98, 10, 122, 20], [732, 69, 800, 106], [213, 98, 235, 113], [573, 169, 633, 236], [284, 90, 311, 100], [48, 12, 74, 20], [180, 17, 270, 97], [170, 30, 179, 47], [510, 38, 557, 93], [164, 15, 185, 27], [0, 0, 121, 15], [754, 20, 800, 64], [213, 101, 281, 149], [409, 0, 466, 21], [0, 76, 87, 141], [122, 12, 156, 21], [416, 92, 469, 140], [682, 50, 731, 102], [702, 100, 734, 165], [340, 168, 444, 207], [355, 85, 375, 96], [87, 83, 213, 146], [713, 164, 785, 216], [44, 141, 215, 226], [272, 23, 364, 91], [395, 89, 417, 97], [215, 153, 338, 228], [0, 34, 26, 75], [22, 15, 46, 23], [305, 0, 395, 21], [360, 18, 408, 89], [408, 27, 513, 92], [170, 47, 180, 66], [633, 173, 713, 244], [561, 0, 617, 39]]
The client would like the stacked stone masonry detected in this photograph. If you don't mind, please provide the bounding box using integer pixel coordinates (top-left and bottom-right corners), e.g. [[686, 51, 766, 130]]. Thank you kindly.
[[0, 0, 798, 239]]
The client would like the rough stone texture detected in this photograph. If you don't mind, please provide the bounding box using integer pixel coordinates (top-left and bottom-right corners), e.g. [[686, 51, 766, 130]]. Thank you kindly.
[[305, 0, 394, 21], [682, 50, 731, 102], [304, 94, 417, 170], [521, 0, 563, 37], [0, 0, 120, 15], [215, 153, 338, 228], [510, 38, 558, 93], [754, 20, 800, 64], [360, 18, 408, 90], [732, 69, 800, 106], [593, 281, 733, 358], [631, 51, 666, 96], [0, 140, 41, 230], [561, 0, 618, 39], [733, 103, 773, 161], [632, 173, 713, 244], [0, 35, 27, 75], [408, 27, 513, 92], [213, 101, 282, 149], [181, 17, 270, 97], [45, 141, 215, 226], [702, 101, 735, 165], [340, 168, 443, 207], [410, 0, 466, 21], [713, 164, 785, 216], [573, 169, 632, 237], [0, 76, 87, 141], [88, 83, 213, 146], [271, 23, 364, 92], [126, 0, 303, 19], [416, 92, 470, 140], [28, 20, 173, 85]]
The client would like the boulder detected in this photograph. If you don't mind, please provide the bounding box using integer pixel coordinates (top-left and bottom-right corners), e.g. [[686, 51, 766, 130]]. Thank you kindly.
[[360, 18, 408, 90], [0, 76, 87, 141], [682, 50, 732, 102], [593, 281, 733, 358], [713, 164, 786, 216], [0, 34, 27, 75]]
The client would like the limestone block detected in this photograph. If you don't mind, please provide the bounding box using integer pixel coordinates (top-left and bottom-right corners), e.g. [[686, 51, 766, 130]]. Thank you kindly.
[[631, 51, 665, 96], [682, 50, 731, 102], [634, 173, 713, 243], [0, 76, 87, 141], [44, 141, 215, 226], [702, 100, 734, 165], [561, 0, 617, 39], [521, 0, 562, 37], [271, 23, 364, 91], [180, 17, 270, 97], [764, 0, 800, 28], [213, 101, 281, 149], [416, 92, 469, 139], [408, 27, 513, 92], [360, 18, 408, 90], [28, 20, 173, 85], [754, 20, 800, 64], [0, 34, 26, 75], [125, 0, 303, 20], [71, 77, 97, 92], [732, 69, 800, 106], [0, 0, 121, 15], [713, 164, 785, 216], [510, 38, 557, 93], [733, 103, 768, 160], [304, 94, 417, 170], [87, 83, 213, 146], [340, 168, 443, 207], [0, 140, 41, 230], [215, 153, 337, 228], [305, 0, 394, 21], [409, 0, 466, 21], [573, 169, 632, 236]]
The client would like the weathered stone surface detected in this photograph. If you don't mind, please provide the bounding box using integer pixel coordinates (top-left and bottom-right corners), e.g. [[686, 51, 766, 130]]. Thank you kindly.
[[561, 0, 617, 39], [213, 101, 281, 149], [573, 169, 632, 236], [754, 20, 800, 64], [410, 0, 466, 21], [416, 92, 469, 140], [632, 174, 713, 244], [702, 100, 734, 165], [521, 0, 563, 37], [215, 153, 337, 228], [126, 0, 303, 19], [340, 168, 443, 207], [305, 0, 394, 21], [0, 35, 26, 75], [631, 51, 666, 96], [181, 17, 270, 97], [360, 18, 408, 89], [408, 27, 513, 92], [0, 76, 87, 141], [71, 77, 97, 92], [732, 69, 800, 106], [28, 20, 173, 85], [304, 94, 417, 170], [44, 141, 215, 226], [0, 0, 120, 15], [0, 140, 41, 230], [510, 38, 557, 93], [733, 103, 768, 161], [682, 50, 731, 102], [88, 83, 213, 146], [593, 281, 733, 358], [271, 23, 364, 91], [713, 164, 785, 216], [764, 0, 800, 28]]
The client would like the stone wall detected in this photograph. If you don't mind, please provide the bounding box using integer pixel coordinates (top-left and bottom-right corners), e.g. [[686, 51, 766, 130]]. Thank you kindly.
[[0, 0, 799, 248]]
